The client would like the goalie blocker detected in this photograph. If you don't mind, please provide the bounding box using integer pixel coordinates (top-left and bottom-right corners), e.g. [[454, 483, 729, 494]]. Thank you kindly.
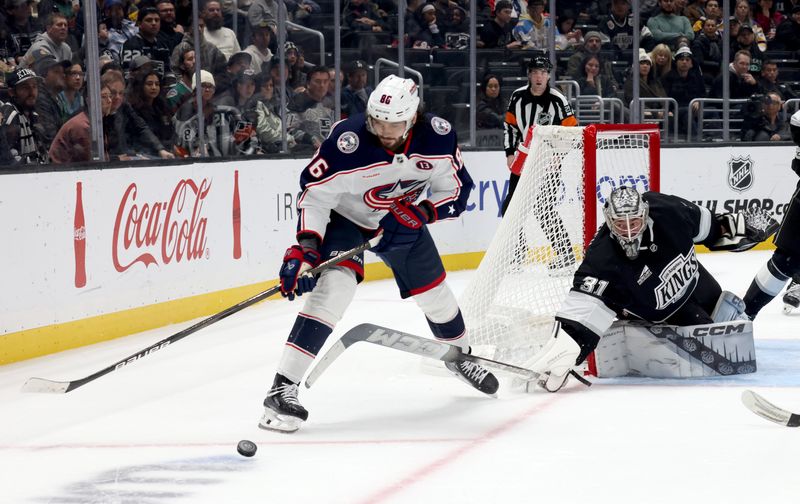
[[522, 188, 776, 392]]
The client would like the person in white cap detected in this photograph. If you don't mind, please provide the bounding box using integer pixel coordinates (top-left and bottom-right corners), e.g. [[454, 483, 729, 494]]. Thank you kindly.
[[258, 74, 499, 433]]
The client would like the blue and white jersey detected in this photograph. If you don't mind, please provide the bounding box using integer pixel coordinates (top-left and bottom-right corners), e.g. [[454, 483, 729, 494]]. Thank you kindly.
[[296, 113, 474, 242]]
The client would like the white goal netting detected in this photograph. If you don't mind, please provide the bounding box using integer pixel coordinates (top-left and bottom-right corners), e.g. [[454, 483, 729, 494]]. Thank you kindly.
[[461, 125, 659, 367]]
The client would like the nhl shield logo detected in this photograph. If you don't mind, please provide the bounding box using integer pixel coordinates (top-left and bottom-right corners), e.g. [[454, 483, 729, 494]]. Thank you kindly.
[[727, 156, 754, 192]]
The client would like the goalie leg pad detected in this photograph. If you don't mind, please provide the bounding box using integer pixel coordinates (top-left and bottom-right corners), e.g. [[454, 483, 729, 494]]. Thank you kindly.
[[593, 320, 756, 378]]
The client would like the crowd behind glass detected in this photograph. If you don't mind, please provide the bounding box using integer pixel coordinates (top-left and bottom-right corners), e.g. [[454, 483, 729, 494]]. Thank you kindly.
[[0, 0, 798, 165]]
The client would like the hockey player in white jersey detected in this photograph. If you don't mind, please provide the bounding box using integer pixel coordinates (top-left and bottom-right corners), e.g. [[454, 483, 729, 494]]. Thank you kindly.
[[523, 186, 777, 391], [259, 75, 499, 433]]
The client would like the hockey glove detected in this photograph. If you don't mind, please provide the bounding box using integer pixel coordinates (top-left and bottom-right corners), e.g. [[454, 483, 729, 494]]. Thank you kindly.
[[708, 209, 780, 252], [372, 201, 432, 254], [279, 245, 322, 300]]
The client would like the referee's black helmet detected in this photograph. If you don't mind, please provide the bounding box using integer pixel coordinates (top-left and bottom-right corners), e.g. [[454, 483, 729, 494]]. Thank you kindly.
[[527, 55, 553, 72]]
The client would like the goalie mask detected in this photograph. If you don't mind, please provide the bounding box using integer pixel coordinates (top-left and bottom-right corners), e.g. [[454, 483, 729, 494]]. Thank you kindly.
[[366, 75, 421, 142], [603, 186, 649, 260]]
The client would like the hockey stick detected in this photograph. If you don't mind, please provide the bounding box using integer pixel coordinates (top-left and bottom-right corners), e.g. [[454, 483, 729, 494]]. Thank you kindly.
[[22, 236, 382, 394], [305, 323, 548, 389], [741, 390, 800, 427]]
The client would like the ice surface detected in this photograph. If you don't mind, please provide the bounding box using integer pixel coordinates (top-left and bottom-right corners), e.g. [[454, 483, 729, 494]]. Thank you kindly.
[[1, 250, 799, 503]]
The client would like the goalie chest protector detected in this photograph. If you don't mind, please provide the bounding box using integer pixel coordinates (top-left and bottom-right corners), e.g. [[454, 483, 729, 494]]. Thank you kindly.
[[573, 192, 710, 323]]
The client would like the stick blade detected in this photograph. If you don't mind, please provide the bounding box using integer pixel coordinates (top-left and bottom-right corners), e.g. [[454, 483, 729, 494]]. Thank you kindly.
[[21, 377, 71, 394], [305, 340, 347, 389], [741, 389, 800, 427]]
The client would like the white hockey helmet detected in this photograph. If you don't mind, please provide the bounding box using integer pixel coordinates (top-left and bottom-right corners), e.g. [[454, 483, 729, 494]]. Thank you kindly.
[[366, 74, 420, 140], [603, 186, 649, 260]]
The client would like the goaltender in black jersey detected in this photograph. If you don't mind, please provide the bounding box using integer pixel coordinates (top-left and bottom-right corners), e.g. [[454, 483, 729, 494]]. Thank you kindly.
[[525, 186, 778, 391]]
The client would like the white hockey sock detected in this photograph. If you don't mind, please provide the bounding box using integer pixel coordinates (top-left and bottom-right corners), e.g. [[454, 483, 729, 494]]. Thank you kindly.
[[277, 344, 316, 384]]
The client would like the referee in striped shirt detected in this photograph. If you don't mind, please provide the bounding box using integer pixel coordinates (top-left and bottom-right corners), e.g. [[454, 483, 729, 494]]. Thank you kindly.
[[502, 55, 578, 271]]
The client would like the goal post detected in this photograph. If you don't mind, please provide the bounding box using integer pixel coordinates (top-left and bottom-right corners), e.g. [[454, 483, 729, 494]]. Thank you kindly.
[[460, 124, 660, 367]]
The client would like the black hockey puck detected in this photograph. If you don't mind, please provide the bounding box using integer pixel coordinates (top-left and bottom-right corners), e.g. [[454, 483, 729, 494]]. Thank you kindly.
[[237, 439, 257, 457]]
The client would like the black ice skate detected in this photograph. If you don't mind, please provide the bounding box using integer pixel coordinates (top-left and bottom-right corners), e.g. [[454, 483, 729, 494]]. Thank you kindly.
[[258, 374, 308, 433], [783, 281, 800, 315], [445, 355, 499, 396]]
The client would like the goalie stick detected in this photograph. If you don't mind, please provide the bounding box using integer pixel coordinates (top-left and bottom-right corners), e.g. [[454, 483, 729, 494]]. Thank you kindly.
[[22, 236, 382, 394], [304, 323, 591, 389], [741, 390, 800, 427]]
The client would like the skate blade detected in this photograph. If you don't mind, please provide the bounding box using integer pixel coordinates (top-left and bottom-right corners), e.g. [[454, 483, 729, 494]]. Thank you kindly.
[[447, 370, 498, 398], [258, 409, 303, 433]]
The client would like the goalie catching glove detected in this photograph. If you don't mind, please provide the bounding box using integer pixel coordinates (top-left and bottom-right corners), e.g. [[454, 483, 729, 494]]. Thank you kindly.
[[372, 200, 435, 254], [707, 209, 779, 252], [279, 244, 321, 300]]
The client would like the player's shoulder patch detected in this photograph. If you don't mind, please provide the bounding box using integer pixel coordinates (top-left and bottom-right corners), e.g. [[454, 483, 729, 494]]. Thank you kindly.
[[431, 116, 451, 135], [336, 130, 359, 154]]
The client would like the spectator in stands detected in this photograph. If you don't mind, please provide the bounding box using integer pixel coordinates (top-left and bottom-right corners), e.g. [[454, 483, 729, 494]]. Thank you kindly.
[[33, 55, 67, 147], [780, 0, 800, 16], [243, 21, 273, 74], [285, 42, 308, 91], [649, 43, 673, 81], [600, 0, 634, 57], [2, 0, 43, 62], [171, 19, 227, 78], [759, 60, 796, 99], [513, 0, 550, 50], [103, 70, 175, 160], [269, 55, 296, 101], [446, 5, 470, 36], [624, 49, 667, 106], [20, 12, 70, 68], [1, 68, 44, 163], [774, 6, 800, 52], [215, 68, 259, 118], [215, 51, 252, 96], [733, 23, 764, 76], [684, 0, 706, 25], [754, 0, 784, 42], [247, 0, 287, 35], [478, 0, 519, 49], [157, 0, 183, 52], [57, 61, 83, 123], [397, 0, 423, 46], [203, 0, 240, 60], [102, 0, 138, 62], [49, 83, 113, 164], [414, 4, 445, 48], [341, 59, 372, 117], [175, 69, 258, 156], [555, 13, 583, 51], [712, 50, 759, 98], [741, 91, 790, 141], [576, 54, 617, 97], [647, 0, 694, 46], [343, 0, 389, 35], [287, 0, 321, 27], [122, 6, 172, 74], [127, 69, 175, 154], [663, 46, 705, 134], [692, 0, 723, 32], [287, 65, 333, 150], [476, 73, 504, 129], [432, 0, 460, 32], [732, 0, 767, 51], [166, 47, 193, 111], [567, 31, 618, 89], [255, 73, 293, 152], [691, 16, 722, 83]]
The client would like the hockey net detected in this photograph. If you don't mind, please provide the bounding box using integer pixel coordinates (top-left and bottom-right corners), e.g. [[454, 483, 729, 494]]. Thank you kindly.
[[461, 124, 660, 367]]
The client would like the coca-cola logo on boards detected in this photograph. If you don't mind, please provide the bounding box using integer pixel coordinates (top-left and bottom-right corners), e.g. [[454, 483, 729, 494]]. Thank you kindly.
[[113, 178, 211, 272]]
